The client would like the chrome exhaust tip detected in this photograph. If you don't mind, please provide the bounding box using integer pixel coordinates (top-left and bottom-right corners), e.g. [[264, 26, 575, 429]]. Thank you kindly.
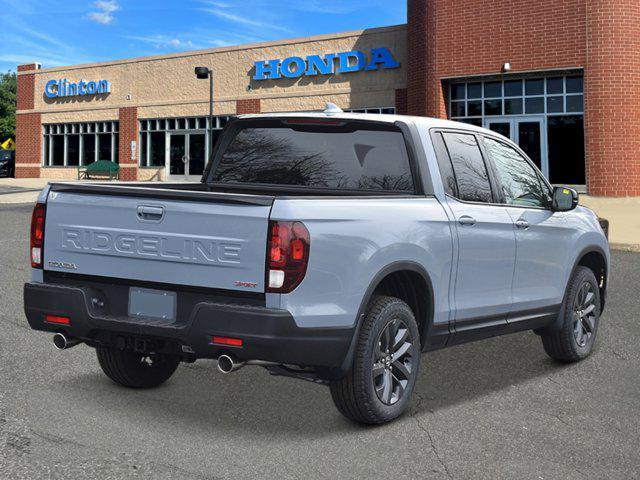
[[53, 333, 81, 350], [217, 354, 245, 374]]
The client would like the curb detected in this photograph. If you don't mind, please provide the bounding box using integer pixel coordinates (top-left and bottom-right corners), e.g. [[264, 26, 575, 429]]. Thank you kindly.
[[609, 243, 640, 253]]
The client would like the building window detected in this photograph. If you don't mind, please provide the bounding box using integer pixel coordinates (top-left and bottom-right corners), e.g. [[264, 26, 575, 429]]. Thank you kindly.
[[138, 116, 231, 167], [449, 74, 585, 185], [42, 121, 119, 166], [344, 107, 396, 114], [450, 75, 584, 123]]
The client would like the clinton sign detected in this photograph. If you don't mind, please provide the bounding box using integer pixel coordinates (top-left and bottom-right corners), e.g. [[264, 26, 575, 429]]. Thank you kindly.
[[45, 78, 111, 99], [253, 47, 400, 81]]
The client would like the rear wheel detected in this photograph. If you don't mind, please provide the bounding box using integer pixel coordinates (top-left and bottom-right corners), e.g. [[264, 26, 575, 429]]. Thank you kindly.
[[541, 266, 601, 362], [96, 348, 180, 388], [330, 296, 421, 424]]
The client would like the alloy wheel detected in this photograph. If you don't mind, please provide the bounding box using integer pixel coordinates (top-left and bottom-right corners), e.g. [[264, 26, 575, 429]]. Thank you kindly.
[[573, 281, 597, 348], [372, 318, 415, 405]]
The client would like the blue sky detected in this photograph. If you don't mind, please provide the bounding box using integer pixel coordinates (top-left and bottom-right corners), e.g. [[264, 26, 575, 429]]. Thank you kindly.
[[0, 0, 406, 73]]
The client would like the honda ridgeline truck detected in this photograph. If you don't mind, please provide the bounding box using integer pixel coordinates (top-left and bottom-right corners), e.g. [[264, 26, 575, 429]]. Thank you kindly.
[[24, 109, 609, 424]]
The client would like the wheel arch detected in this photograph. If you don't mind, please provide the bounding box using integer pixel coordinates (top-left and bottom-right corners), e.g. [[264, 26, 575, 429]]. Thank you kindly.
[[540, 245, 609, 335], [575, 246, 608, 312], [336, 261, 435, 376]]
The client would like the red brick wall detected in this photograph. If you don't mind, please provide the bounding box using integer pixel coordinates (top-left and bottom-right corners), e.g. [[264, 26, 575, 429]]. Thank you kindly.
[[118, 107, 138, 181], [236, 98, 261, 114], [16, 65, 40, 178], [395, 88, 408, 115], [408, 0, 587, 117], [584, 1, 640, 196], [407, 0, 431, 116], [17, 64, 39, 72], [15, 113, 41, 178], [17, 72, 35, 111]]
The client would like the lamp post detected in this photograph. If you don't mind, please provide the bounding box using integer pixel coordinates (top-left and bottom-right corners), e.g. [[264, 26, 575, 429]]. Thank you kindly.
[[194, 67, 214, 166]]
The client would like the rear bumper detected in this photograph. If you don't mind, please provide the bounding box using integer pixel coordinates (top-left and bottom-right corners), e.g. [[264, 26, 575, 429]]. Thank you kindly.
[[23, 281, 353, 368]]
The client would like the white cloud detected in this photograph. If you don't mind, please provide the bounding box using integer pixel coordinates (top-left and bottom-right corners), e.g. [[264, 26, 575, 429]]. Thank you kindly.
[[125, 34, 198, 50], [203, 9, 293, 35], [87, 0, 120, 25]]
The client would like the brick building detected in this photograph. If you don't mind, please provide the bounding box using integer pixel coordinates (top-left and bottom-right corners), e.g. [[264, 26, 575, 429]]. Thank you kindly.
[[15, 0, 640, 196]]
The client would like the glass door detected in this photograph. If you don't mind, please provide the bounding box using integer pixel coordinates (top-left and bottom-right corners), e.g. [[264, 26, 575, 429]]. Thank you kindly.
[[168, 133, 186, 178], [167, 131, 207, 181], [188, 133, 206, 179], [484, 117, 548, 178]]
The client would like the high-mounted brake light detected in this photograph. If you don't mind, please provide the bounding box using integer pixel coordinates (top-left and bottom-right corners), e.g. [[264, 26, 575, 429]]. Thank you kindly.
[[266, 220, 310, 293], [30, 203, 46, 269], [283, 119, 345, 126]]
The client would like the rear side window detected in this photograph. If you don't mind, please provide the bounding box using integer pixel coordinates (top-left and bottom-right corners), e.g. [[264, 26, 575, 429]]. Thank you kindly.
[[440, 132, 493, 203], [212, 122, 414, 192], [431, 132, 457, 197]]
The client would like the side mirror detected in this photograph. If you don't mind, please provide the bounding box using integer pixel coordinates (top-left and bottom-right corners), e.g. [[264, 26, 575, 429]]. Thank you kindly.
[[552, 186, 578, 212]]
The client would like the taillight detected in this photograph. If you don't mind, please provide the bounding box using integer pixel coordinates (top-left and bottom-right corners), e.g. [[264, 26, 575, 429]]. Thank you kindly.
[[266, 220, 310, 293], [30, 203, 46, 269]]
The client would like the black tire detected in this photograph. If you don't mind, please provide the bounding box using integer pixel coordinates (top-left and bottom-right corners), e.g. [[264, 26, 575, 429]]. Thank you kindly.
[[541, 266, 601, 362], [96, 347, 180, 388], [330, 295, 421, 425]]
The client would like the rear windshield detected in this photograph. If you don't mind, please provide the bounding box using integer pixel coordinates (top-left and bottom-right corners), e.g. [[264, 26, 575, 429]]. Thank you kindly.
[[0, 150, 12, 161], [210, 121, 414, 193]]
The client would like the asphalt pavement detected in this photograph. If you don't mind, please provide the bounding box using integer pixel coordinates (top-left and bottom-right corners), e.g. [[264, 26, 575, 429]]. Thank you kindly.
[[0, 203, 639, 479]]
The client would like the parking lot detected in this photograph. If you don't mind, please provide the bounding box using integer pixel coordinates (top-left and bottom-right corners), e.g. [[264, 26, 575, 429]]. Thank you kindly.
[[1, 202, 639, 479]]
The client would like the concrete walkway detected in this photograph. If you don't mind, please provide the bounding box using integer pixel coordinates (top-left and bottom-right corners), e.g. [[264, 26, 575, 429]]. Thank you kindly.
[[1, 178, 638, 250]]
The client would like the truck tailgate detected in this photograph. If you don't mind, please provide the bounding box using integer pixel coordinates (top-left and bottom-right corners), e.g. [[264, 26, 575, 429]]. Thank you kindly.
[[43, 189, 273, 292]]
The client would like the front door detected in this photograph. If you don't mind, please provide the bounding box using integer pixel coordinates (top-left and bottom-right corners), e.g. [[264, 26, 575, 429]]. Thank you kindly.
[[485, 117, 547, 177], [167, 132, 207, 181]]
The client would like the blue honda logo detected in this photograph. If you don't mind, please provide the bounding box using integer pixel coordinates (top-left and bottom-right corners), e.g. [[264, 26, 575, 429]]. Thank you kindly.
[[253, 47, 400, 81]]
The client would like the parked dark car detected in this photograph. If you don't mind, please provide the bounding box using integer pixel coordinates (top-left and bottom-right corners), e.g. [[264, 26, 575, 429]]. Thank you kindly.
[[0, 149, 15, 177]]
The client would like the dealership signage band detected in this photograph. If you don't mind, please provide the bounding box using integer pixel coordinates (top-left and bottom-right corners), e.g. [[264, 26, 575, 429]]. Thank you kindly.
[[253, 47, 400, 81], [45, 79, 111, 99]]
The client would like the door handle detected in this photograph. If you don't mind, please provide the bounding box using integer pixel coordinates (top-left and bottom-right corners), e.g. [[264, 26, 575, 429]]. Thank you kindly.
[[458, 215, 476, 226], [515, 219, 530, 229], [137, 205, 164, 222]]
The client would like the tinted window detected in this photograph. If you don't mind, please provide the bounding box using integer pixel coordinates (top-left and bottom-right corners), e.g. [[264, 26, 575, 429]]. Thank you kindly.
[[431, 132, 457, 196], [483, 136, 546, 207], [212, 124, 414, 192], [441, 132, 493, 203]]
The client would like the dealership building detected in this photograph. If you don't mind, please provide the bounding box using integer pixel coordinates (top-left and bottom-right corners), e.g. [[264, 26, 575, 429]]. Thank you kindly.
[[15, 0, 640, 196]]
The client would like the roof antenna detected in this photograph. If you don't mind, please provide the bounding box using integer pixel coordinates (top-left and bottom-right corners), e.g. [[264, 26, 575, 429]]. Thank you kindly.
[[324, 102, 343, 115]]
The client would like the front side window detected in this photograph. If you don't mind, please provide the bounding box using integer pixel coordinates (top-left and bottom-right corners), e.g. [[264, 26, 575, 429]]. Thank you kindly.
[[212, 122, 414, 192], [441, 132, 493, 203], [482, 136, 547, 207]]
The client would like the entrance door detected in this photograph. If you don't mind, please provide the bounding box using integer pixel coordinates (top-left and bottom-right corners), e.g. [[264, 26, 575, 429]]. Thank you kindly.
[[167, 131, 207, 181], [485, 117, 548, 177]]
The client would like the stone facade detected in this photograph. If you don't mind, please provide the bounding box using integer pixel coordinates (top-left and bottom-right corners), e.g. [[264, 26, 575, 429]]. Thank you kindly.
[[16, 25, 406, 180]]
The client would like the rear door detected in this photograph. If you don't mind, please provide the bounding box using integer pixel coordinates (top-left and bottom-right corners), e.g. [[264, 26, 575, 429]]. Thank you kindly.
[[432, 131, 516, 338], [43, 190, 272, 292]]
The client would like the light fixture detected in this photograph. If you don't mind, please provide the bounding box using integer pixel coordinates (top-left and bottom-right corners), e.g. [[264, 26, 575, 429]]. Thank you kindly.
[[502, 62, 511, 73]]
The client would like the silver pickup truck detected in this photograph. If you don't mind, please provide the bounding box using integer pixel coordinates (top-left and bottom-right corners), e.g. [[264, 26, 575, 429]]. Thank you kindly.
[[24, 110, 609, 424]]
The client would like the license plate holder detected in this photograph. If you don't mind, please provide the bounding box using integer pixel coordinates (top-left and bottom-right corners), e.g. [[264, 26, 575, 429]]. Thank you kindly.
[[128, 287, 177, 321]]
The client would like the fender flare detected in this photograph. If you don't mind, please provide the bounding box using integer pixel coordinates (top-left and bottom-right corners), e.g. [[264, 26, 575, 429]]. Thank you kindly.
[[538, 245, 609, 334], [334, 261, 435, 376]]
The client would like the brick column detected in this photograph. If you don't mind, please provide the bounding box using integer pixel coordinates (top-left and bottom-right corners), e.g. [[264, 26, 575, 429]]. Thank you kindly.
[[236, 98, 261, 114], [15, 64, 41, 178], [118, 107, 138, 181], [407, 0, 429, 117], [585, 1, 640, 196], [395, 88, 408, 115]]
